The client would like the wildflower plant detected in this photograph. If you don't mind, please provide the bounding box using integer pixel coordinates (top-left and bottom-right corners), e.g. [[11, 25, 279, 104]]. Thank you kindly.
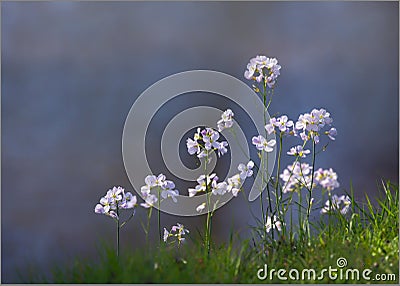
[[93, 53, 355, 267], [94, 186, 137, 257], [186, 111, 253, 257], [140, 174, 179, 244], [163, 223, 190, 246], [243, 54, 346, 246]]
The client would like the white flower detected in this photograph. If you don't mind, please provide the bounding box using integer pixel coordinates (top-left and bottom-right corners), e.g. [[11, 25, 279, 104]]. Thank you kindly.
[[244, 55, 281, 88], [95, 204, 106, 214], [144, 175, 157, 187], [140, 184, 151, 196], [321, 195, 351, 214], [280, 162, 313, 193], [294, 108, 336, 144], [188, 174, 217, 197], [212, 181, 228, 196], [215, 141, 228, 157], [287, 145, 310, 158], [196, 202, 206, 213], [276, 115, 293, 132], [187, 127, 229, 159], [227, 174, 241, 196], [265, 117, 278, 134], [252, 135, 276, 152], [140, 194, 158, 208], [108, 211, 119, 220], [238, 160, 254, 180], [141, 174, 179, 205], [154, 174, 167, 187], [217, 109, 234, 132], [163, 228, 170, 242], [164, 223, 190, 244], [120, 192, 137, 209], [99, 196, 113, 212], [314, 168, 340, 191], [161, 189, 179, 203], [186, 138, 200, 155], [106, 186, 124, 203], [265, 215, 282, 233], [325, 127, 337, 141], [161, 180, 179, 203]]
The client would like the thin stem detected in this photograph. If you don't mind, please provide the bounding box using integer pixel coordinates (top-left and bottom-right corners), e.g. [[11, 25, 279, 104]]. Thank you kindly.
[[145, 207, 153, 247], [158, 188, 161, 245], [275, 133, 283, 214], [328, 191, 332, 240], [306, 140, 316, 241], [298, 191, 303, 242], [260, 151, 266, 232], [120, 209, 136, 228], [116, 206, 120, 258], [261, 85, 268, 224], [204, 152, 212, 258]]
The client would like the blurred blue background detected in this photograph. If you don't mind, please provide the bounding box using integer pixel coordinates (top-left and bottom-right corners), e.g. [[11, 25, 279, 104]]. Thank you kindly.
[[1, 1, 398, 282]]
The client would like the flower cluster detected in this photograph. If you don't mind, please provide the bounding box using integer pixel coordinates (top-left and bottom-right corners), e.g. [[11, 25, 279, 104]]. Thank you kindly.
[[265, 115, 294, 135], [140, 174, 179, 208], [193, 161, 254, 212], [294, 108, 337, 144], [287, 145, 310, 158], [186, 127, 228, 159], [252, 135, 276, 152], [95, 186, 137, 220], [163, 223, 189, 244], [314, 168, 340, 192], [190, 161, 254, 199], [280, 162, 313, 193], [244, 55, 281, 88], [217, 109, 234, 132], [280, 163, 340, 193], [265, 215, 283, 233], [321, 194, 351, 215]]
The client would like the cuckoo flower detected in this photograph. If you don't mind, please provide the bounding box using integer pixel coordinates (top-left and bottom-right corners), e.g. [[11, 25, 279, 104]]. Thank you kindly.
[[252, 135, 276, 152], [238, 160, 254, 180], [265, 215, 283, 233], [280, 162, 313, 193], [163, 223, 190, 245], [244, 55, 281, 88], [295, 108, 336, 144], [186, 127, 229, 160], [95, 186, 137, 219], [217, 109, 234, 132], [314, 168, 340, 192], [321, 195, 351, 215], [287, 145, 311, 158]]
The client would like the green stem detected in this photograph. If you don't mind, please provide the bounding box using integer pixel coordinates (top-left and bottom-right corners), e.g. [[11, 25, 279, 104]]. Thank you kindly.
[[116, 206, 120, 258], [260, 151, 266, 236], [145, 207, 153, 247], [120, 209, 136, 228], [158, 188, 161, 245], [204, 152, 212, 258], [274, 133, 284, 239], [298, 191, 302, 242], [275, 133, 283, 212], [261, 86, 269, 218], [306, 140, 316, 241], [328, 191, 332, 240]]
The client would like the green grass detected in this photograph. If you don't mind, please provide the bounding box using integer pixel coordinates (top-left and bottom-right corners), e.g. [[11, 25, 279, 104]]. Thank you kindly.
[[26, 181, 399, 283]]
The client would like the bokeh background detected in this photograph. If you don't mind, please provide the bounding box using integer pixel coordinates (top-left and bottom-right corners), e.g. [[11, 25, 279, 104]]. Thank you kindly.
[[1, 1, 398, 282]]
